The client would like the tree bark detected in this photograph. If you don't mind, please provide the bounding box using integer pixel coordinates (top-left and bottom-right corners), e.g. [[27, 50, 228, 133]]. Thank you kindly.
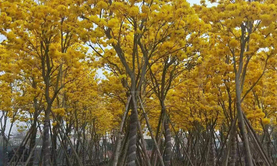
[[52, 124, 58, 166], [229, 129, 237, 166], [164, 117, 171, 166], [42, 106, 51, 166], [28, 121, 38, 166], [235, 73, 253, 166], [126, 95, 138, 166]]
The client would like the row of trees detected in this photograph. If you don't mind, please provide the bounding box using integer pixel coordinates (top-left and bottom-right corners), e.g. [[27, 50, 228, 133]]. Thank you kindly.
[[1, 0, 277, 165]]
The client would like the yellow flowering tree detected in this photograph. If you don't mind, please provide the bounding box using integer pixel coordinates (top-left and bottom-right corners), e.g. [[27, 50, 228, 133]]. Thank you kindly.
[[195, 0, 277, 165]]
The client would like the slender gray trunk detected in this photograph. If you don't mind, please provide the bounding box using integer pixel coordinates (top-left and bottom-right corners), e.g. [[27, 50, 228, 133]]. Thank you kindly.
[[28, 122, 37, 166], [235, 74, 253, 166], [164, 117, 171, 166], [42, 106, 51, 166], [229, 129, 237, 166], [126, 95, 138, 166]]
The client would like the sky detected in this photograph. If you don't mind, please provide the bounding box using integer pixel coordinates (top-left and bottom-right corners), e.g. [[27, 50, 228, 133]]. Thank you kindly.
[[188, 0, 201, 4]]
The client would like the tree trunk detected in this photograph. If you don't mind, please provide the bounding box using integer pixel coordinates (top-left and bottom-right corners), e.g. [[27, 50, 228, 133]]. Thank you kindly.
[[2, 135, 8, 166], [208, 130, 215, 166], [164, 117, 171, 166], [229, 129, 237, 166], [28, 121, 37, 166], [42, 106, 51, 166], [235, 76, 253, 166], [52, 125, 58, 166], [1, 113, 8, 166], [126, 95, 138, 166]]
